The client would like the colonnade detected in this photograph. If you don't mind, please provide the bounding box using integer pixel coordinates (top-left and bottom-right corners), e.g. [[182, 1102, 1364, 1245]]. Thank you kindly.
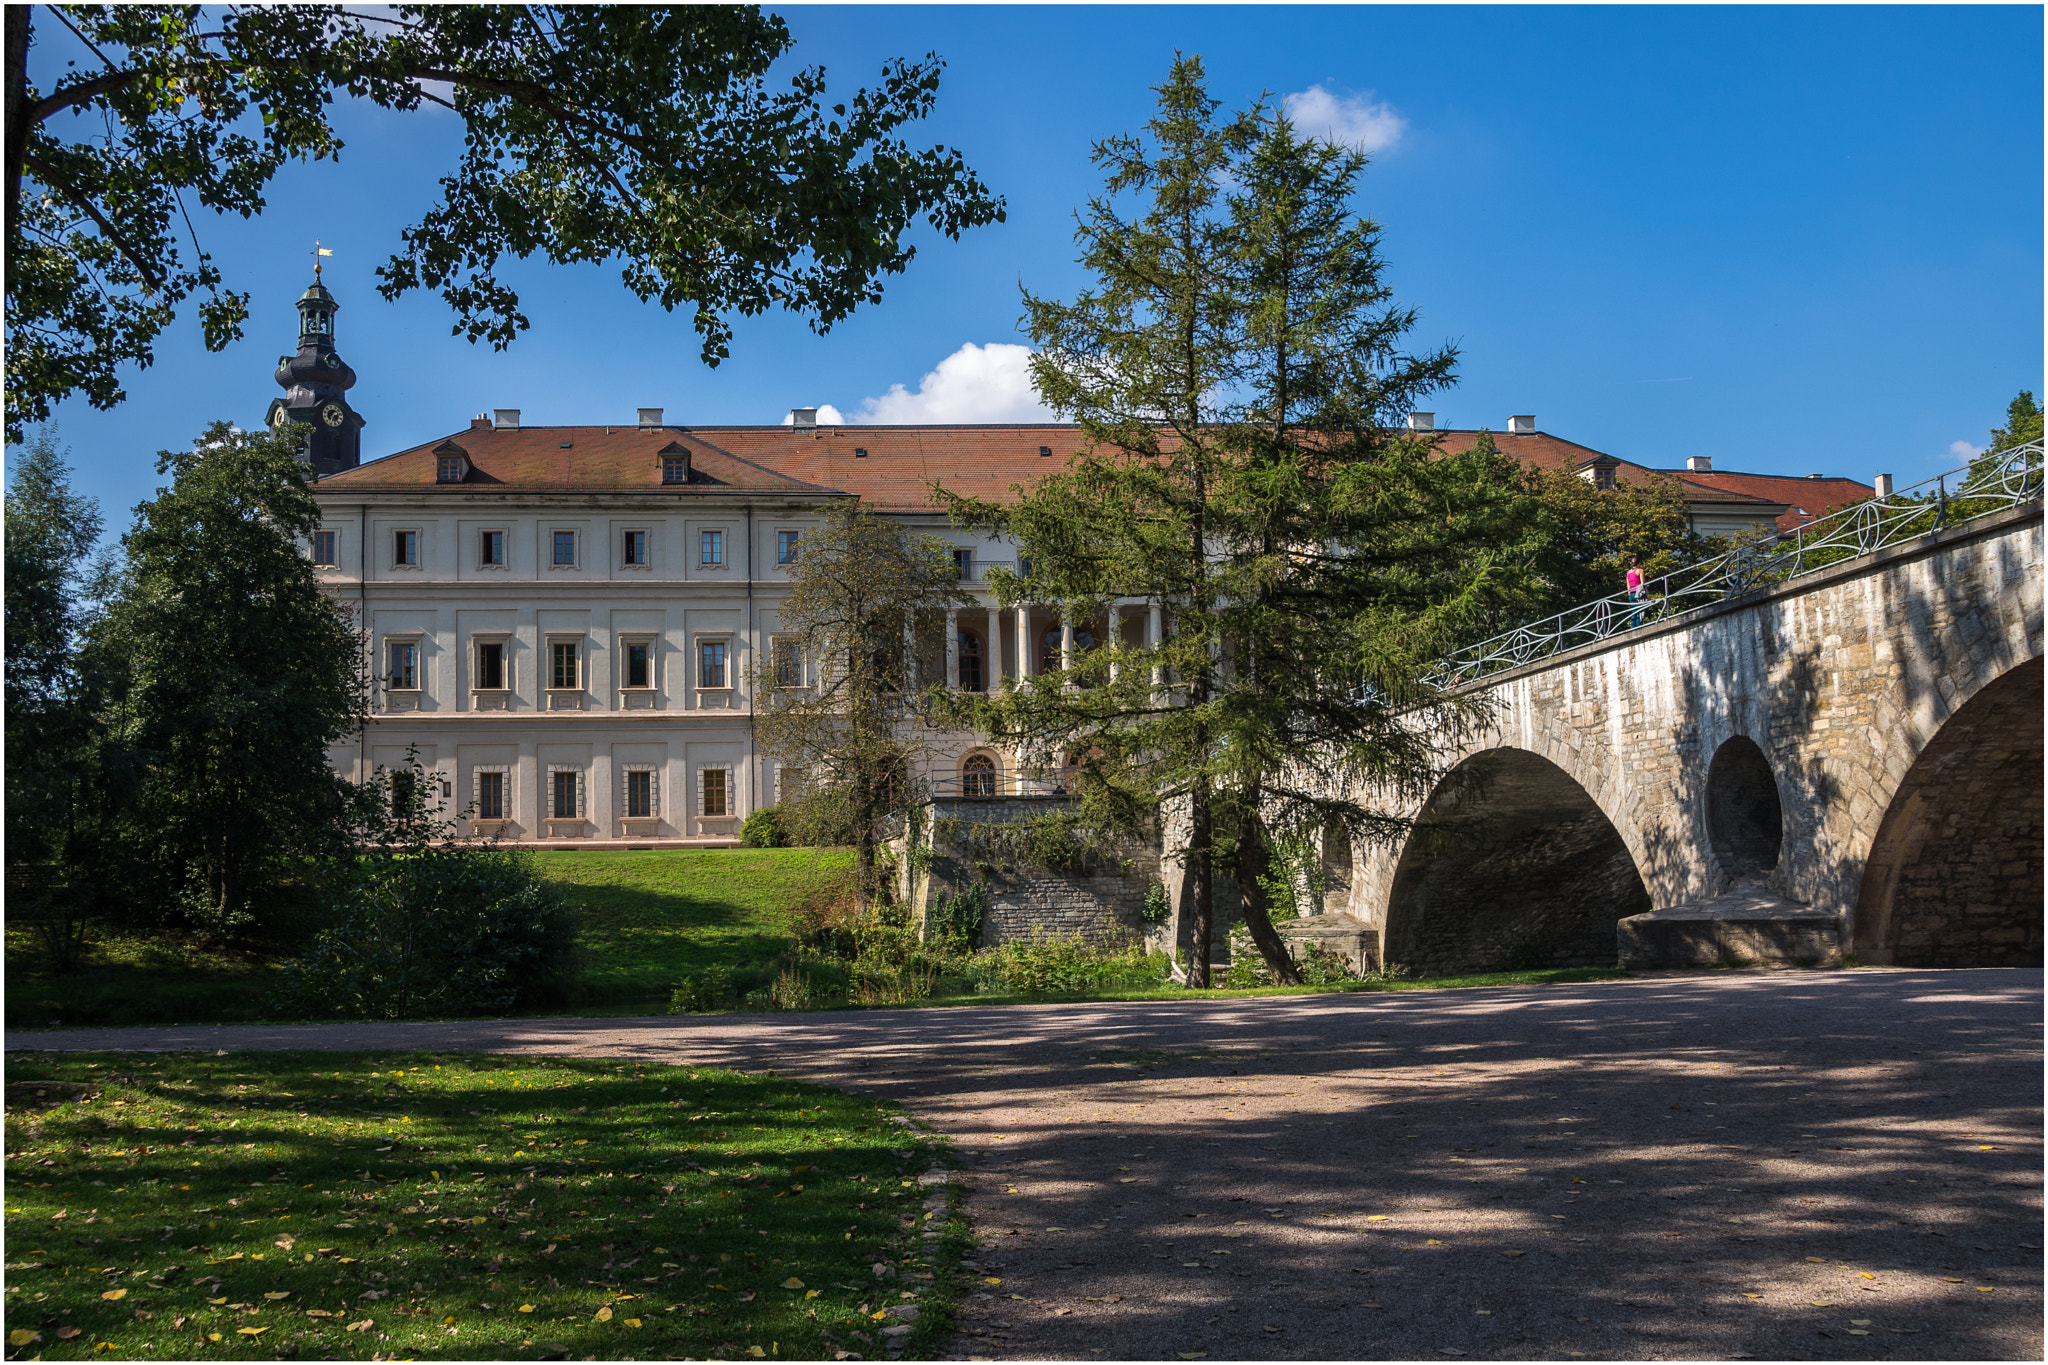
[[940, 599, 1164, 693]]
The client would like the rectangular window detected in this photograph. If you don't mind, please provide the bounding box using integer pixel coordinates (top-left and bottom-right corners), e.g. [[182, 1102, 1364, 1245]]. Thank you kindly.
[[389, 768, 416, 813], [662, 455, 689, 485], [622, 529, 647, 566], [480, 529, 505, 566], [625, 641, 651, 689], [699, 639, 727, 689], [394, 530, 418, 566], [952, 547, 973, 581], [626, 770, 653, 819], [475, 640, 505, 690], [552, 529, 577, 566], [387, 641, 418, 690], [436, 455, 464, 484], [702, 767, 729, 817], [777, 529, 800, 564], [774, 638, 804, 687], [551, 770, 579, 819], [477, 770, 505, 821], [550, 640, 578, 690], [311, 530, 337, 566], [701, 529, 725, 567]]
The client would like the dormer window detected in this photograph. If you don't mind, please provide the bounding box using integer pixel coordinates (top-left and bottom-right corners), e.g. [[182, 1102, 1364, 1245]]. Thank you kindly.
[[659, 441, 691, 485], [436, 455, 465, 483]]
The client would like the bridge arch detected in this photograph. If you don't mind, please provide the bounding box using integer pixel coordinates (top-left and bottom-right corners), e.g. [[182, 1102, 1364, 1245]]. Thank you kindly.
[[1383, 747, 1650, 974], [1705, 735, 1784, 881], [1853, 655, 2042, 967]]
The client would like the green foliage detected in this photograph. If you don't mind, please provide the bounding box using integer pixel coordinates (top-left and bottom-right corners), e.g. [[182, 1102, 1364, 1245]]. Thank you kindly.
[[750, 500, 968, 903], [90, 421, 365, 935], [1518, 447, 1704, 616], [5, 5, 1004, 439], [271, 753, 580, 1020], [975, 929, 1168, 995], [932, 809, 1097, 872], [1990, 389, 2044, 453], [927, 880, 989, 944], [1, 1051, 965, 1361], [936, 58, 1538, 987], [1142, 880, 1171, 924], [669, 962, 738, 1013], [3, 427, 114, 872], [740, 805, 785, 848]]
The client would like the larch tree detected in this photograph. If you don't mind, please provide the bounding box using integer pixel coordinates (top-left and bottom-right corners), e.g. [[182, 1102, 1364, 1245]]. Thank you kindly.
[[939, 57, 1541, 985], [4, 4, 1004, 439], [750, 499, 967, 908]]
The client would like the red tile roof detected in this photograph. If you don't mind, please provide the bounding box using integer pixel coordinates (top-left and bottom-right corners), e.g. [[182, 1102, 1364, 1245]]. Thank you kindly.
[[315, 420, 1868, 532]]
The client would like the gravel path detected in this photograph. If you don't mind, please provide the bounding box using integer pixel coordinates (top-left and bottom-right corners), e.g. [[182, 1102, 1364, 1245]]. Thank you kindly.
[[11, 969, 2042, 1361]]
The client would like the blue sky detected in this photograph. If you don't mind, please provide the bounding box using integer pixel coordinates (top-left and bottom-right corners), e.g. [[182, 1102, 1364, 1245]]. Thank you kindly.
[[24, 4, 2044, 522]]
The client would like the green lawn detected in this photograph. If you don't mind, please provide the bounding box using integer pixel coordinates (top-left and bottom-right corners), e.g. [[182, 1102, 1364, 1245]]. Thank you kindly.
[[1, 1050, 967, 1361]]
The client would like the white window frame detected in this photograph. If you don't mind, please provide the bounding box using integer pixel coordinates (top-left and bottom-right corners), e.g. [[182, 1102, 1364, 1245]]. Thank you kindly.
[[390, 527, 423, 571], [545, 634, 584, 709], [695, 634, 733, 691], [546, 526, 582, 572], [619, 526, 653, 572], [477, 527, 510, 571], [620, 764, 660, 821], [620, 635, 658, 691], [471, 764, 512, 826], [471, 633, 512, 696]]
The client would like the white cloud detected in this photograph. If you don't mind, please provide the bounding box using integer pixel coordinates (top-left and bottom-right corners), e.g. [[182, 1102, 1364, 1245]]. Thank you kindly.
[[1281, 85, 1407, 154], [853, 342, 1055, 425], [780, 403, 847, 426], [1948, 439, 1985, 461]]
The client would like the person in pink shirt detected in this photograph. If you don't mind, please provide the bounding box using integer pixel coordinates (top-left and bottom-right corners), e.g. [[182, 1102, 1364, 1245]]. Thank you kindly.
[[1626, 557, 1646, 626]]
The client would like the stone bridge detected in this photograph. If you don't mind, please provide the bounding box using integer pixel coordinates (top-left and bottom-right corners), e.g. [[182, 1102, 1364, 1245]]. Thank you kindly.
[[1308, 503, 2042, 973]]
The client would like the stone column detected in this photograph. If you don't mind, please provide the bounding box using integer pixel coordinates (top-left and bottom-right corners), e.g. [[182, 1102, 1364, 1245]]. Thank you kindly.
[[1016, 603, 1032, 680], [1149, 602, 1164, 698], [1107, 604, 1122, 684], [1060, 608, 1075, 686], [987, 603, 1003, 690], [904, 614, 917, 691], [945, 609, 960, 690]]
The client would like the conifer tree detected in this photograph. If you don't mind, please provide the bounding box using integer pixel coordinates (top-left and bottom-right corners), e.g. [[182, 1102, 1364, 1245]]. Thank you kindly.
[[939, 58, 1540, 985]]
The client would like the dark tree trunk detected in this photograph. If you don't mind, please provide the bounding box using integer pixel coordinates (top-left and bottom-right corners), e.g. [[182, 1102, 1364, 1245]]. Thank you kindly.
[[4, 5, 30, 266], [1236, 815, 1302, 985], [1185, 776, 1212, 987]]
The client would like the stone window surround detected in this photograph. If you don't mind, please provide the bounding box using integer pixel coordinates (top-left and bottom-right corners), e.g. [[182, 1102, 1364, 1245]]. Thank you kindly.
[[476, 526, 511, 571], [619, 634, 658, 692], [545, 633, 584, 695], [544, 525, 584, 571], [620, 763, 661, 819], [470, 632, 513, 696], [698, 526, 731, 569], [389, 525, 424, 571], [545, 764, 585, 821], [695, 631, 734, 693], [471, 764, 512, 824], [695, 764, 735, 819], [381, 630, 424, 699]]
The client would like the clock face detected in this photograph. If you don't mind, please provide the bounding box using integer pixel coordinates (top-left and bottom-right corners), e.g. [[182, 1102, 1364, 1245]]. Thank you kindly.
[[320, 403, 346, 428]]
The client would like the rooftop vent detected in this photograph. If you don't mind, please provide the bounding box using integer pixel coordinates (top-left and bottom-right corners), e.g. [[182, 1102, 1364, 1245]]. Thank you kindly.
[[789, 407, 818, 430], [1805, 473, 1823, 479], [854, 446, 869, 458], [1406, 412, 1435, 432], [638, 407, 664, 429], [1687, 455, 1713, 473], [493, 408, 520, 431], [1874, 473, 1893, 497], [1507, 414, 1536, 436]]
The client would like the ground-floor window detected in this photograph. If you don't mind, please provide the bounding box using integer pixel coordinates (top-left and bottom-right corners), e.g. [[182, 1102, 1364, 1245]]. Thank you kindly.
[[626, 769, 654, 818], [700, 766, 730, 817], [552, 769, 580, 819], [477, 770, 506, 820]]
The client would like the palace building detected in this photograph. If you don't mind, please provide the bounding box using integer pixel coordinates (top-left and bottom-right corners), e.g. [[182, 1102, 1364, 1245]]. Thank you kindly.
[[297, 281, 1872, 845]]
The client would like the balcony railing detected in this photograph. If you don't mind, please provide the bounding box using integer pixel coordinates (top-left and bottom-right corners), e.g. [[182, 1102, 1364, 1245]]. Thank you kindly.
[[1425, 438, 2044, 689]]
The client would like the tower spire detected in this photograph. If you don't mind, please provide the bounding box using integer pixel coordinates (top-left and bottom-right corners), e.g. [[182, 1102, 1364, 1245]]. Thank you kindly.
[[266, 257, 363, 479]]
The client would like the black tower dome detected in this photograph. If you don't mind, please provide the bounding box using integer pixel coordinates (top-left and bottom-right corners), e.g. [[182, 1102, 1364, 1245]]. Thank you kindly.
[[266, 265, 364, 478]]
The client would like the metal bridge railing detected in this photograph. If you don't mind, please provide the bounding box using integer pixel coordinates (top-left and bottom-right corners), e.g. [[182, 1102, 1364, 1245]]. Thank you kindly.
[[1424, 438, 2044, 689]]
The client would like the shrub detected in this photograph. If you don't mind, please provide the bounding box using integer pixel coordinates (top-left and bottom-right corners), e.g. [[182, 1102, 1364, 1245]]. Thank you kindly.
[[980, 928, 1166, 994], [669, 963, 737, 1013], [271, 846, 580, 1020], [928, 880, 987, 944], [1141, 880, 1169, 924], [739, 807, 784, 848]]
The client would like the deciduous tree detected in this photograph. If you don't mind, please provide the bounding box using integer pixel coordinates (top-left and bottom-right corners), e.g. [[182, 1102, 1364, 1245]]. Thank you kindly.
[[4, 4, 1004, 439]]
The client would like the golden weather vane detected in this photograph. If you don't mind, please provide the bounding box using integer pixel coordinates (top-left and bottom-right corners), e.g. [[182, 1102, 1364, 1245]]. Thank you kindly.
[[312, 240, 333, 277]]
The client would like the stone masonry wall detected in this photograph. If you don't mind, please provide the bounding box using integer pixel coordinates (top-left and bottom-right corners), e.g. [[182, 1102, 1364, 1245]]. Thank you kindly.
[[1343, 508, 2042, 955]]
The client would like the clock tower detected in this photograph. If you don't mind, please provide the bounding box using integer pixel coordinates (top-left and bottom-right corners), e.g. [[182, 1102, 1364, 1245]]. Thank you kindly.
[[267, 264, 364, 478]]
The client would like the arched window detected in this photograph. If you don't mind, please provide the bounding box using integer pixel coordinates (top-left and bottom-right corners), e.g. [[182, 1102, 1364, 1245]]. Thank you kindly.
[[1039, 625, 1097, 675], [958, 629, 984, 692], [962, 753, 997, 797]]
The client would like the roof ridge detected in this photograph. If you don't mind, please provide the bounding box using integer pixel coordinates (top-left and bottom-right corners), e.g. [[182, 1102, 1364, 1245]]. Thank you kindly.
[[673, 430, 847, 495]]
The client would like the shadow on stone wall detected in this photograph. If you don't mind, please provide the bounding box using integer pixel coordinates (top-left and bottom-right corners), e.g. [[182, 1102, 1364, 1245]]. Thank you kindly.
[[1384, 749, 1650, 975], [1854, 656, 2043, 967]]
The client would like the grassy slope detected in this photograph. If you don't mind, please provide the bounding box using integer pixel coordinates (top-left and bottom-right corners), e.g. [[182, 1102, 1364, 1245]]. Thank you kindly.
[[2, 1051, 967, 1362]]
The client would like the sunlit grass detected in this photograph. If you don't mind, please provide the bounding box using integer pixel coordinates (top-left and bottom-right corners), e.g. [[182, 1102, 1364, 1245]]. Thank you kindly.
[[2, 1051, 965, 1360]]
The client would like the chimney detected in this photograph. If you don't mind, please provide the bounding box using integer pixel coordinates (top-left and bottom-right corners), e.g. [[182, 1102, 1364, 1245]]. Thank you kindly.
[[1874, 473, 1893, 497], [493, 408, 520, 431], [789, 407, 818, 430], [638, 407, 663, 429], [1406, 412, 1435, 432], [1686, 455, 1712, 473], [1507, 415, 1536, 435]]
